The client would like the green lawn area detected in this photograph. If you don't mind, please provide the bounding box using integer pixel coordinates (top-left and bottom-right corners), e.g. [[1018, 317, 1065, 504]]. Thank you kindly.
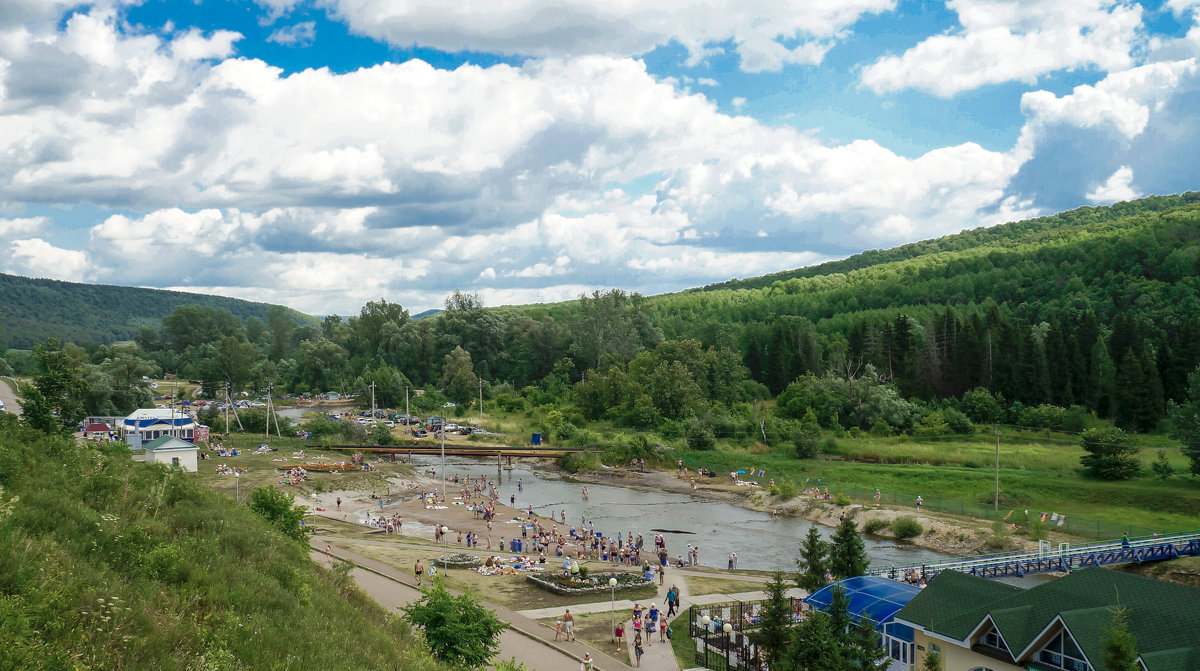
[[683, 575, 771, 598]]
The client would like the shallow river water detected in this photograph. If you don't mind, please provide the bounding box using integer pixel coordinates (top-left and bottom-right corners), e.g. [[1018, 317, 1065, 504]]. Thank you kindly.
[[405, 455, 950, 573]]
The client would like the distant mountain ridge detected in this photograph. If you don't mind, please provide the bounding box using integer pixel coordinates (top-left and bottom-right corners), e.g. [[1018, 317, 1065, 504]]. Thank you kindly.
[[0, 273, 316, 349]]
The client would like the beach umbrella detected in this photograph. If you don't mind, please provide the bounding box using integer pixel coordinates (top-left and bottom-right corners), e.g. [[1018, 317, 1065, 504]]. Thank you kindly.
[[736, 470, 746, 473]]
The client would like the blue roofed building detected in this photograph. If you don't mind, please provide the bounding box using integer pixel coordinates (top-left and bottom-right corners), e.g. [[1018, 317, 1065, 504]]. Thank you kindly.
[[804, 575, 923, 671]]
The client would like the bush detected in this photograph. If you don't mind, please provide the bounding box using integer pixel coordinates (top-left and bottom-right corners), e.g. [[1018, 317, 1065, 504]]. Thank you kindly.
[[862, 518, 889, 534], [834, 493, 851, 506], [684, 418, 716, 451], [891, 516, 923, 539], [870, 417, 892, 436], [822, 436, 840, 453], [769, 479, 799, 499], [941, 407, 974, 434]]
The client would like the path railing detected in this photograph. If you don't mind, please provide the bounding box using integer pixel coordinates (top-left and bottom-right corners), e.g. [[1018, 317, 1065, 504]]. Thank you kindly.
[[870, 530, 1200, 580]]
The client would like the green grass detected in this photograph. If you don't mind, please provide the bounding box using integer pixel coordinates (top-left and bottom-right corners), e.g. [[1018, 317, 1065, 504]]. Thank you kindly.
[[683, 575, 772, 597], [0, 414, 446, 670]]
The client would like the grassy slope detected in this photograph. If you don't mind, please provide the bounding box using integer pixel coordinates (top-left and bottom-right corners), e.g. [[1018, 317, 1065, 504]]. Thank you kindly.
[[0, 415, 443, 671]]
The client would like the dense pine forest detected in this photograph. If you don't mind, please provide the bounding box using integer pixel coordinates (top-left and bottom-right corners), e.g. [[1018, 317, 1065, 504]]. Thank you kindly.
[[5, 193, 1200, 459]]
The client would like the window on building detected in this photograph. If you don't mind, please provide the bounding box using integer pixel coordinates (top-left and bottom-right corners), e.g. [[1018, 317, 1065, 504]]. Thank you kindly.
[[171, 457, 181, 469], [1036, 631, 1091, 671]]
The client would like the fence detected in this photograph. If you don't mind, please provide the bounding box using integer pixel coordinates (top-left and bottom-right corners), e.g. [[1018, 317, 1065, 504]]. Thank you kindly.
[[679, 455, 1159, 540], [687, 599, 803, 671]]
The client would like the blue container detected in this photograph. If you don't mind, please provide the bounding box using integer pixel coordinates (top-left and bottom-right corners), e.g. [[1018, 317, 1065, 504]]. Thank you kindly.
[[531, 433, 541, 445]]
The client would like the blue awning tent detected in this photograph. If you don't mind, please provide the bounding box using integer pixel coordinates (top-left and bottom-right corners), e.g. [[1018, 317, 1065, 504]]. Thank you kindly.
[[804, 575, 921, 635]]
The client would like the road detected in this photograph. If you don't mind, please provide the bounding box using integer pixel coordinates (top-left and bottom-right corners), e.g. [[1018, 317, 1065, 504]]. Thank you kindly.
[[0, 378, 21, 416]]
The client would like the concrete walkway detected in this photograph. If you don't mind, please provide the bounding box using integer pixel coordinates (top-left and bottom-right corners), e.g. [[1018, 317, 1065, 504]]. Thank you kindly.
[[311, 540, 633, 670]]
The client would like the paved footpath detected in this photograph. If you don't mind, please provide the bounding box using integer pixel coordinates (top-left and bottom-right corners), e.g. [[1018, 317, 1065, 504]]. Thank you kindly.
[[311, 541, 633, 670]]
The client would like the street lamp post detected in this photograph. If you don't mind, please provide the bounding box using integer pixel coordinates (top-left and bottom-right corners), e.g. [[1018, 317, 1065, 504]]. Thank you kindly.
[[701, 615, 712, 668], [235, 471, 240, 503], [440, 427, 446, 502], [441, 525, 449, 573], [609, 577, 618, 642], [723, 622, 734, 669]]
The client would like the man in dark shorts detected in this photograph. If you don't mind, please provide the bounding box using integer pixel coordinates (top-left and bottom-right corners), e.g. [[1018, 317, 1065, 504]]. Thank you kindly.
[[414, 559, 424, 586]]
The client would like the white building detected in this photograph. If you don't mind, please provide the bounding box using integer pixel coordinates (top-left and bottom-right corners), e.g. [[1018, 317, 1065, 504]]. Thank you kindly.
[[122, 408, 196, 445], [142, 436, 198, 472]]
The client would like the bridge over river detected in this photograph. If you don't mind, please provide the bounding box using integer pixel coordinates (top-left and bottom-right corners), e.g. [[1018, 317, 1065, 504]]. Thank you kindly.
[[307, 443, 599, 459], [871, 530, 1200, 580]]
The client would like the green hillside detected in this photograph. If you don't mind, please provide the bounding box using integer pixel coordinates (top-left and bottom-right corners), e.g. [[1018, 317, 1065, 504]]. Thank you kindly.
[[0, 414, 443, 670], [0, 273, 316, 349]]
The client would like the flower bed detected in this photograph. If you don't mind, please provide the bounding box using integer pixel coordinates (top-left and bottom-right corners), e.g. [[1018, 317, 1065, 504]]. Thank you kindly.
[[435, 553, 483, 568], [526, 570, 652, 595]]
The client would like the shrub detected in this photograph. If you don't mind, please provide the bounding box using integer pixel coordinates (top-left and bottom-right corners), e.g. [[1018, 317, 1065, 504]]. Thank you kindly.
[[862, 518, 889, 534], [834, 493, 852, 506], [870, 417, 892, 436], [891, 516, 923, 539], [769, 479, 799, 499], [941, 407, 974, 434], [821, 436, 840, 453], [684, 418, 716, 451]]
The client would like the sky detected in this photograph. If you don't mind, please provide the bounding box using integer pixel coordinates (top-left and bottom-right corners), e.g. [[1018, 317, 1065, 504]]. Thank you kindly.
[[0, 0, 1198, 317]]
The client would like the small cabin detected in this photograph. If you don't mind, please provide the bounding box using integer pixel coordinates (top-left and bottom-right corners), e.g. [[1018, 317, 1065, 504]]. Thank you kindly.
[[142, 436, 198, 472]]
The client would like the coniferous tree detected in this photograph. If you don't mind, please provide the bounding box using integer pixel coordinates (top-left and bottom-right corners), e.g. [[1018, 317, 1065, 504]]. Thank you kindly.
[[752, 572, 795, 670], [797, 526, 830, 591], [829, 517, 869, 579], [787, 609, 846, 671], [1100, 606, 1141, 671], [849, 615, 891, 671], [920, 650, 943, 671], [1168, 365, 1200, 474]]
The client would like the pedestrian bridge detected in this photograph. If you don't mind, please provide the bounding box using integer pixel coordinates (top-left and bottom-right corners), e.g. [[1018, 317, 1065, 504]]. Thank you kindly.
[[870, 530, 1200, 581]]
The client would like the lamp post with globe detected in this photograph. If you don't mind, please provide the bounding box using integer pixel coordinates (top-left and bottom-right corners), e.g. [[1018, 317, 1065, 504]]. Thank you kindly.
[[700, 615, 712, 666], [723, 621, 734, 668], [441, 526, 449, 573], [609, 577, 618, 642]]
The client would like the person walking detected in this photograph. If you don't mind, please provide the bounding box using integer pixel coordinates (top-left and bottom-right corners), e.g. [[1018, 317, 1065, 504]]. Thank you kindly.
[[614, 621, 624, 652], [562, 608, 575, 641], [633, 632, 644, 667], [414, 559, 424, 586], [666, 585, 678, 617], [915, 495, 923, 511], [580, 653, 593, 670]]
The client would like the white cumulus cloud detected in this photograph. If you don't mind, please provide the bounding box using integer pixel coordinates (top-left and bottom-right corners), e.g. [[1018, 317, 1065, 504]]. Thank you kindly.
[[861, 0, 1143, 96], [1086, 165, 1140, 203], [299, 0, 895, 72]]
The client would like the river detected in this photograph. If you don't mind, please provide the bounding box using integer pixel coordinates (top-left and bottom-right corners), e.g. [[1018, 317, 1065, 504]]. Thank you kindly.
[[404, 455, 950, 573]]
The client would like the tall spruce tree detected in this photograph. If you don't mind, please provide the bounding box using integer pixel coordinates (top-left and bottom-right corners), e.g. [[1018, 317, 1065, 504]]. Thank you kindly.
[[797, 525, 830, 591], [752, 572, 795, 670], [787, 609, 846, 671], [829, 517, 869, 579]]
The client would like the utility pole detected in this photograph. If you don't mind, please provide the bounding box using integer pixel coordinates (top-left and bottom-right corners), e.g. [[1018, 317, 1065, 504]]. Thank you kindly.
[[440, 424, 446, 502], [478, 377, 483, 427], [369, 381, 376, 420], [994, 422, 1001, 511], [405, 386, 409, 424]]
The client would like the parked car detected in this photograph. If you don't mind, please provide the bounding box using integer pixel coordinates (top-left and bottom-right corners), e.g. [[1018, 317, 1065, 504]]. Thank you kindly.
[[411, 428, 427, 437], [382, 420, 396, 428], [443, 402, 456, 408]]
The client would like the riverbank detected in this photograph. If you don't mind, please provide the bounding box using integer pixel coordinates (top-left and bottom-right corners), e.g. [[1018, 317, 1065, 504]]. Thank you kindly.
[[563, 465, 1041, 557]]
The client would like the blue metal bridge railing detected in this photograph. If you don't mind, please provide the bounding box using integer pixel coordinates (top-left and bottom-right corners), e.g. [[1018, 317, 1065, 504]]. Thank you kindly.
[[870, 530, 1200, 580]]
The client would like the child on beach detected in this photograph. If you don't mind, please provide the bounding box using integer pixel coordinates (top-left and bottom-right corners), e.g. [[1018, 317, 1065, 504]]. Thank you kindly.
[[554, 620, 562, 641]]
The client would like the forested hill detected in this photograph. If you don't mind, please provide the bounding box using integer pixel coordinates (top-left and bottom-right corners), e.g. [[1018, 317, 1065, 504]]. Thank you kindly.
[[689, 192, 1200, 293], [0, 273, 316, 349]]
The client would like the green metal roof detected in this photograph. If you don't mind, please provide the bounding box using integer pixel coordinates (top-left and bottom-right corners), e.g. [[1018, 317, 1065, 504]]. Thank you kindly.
[[895, 568, 1200, 671]]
